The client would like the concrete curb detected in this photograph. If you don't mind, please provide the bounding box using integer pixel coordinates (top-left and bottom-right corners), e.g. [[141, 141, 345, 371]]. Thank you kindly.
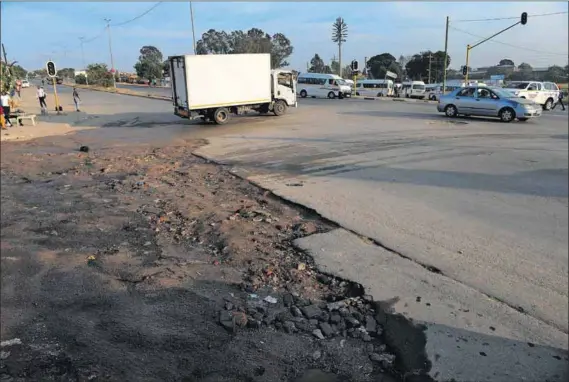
[[62, 83, 172, 102]]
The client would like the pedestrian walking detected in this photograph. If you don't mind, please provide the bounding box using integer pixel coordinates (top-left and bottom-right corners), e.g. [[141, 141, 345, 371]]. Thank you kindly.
[[37, 86, 48, 113], [15, 79, 22, 98], [1, 92, 13, 127], [552, 90, 566, 111], [72, 87, 81, 112], [0, 105, 6, 130]]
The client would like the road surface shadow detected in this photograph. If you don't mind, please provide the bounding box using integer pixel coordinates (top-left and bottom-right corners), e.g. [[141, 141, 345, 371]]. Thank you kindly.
[[340, 110, 524, 124]]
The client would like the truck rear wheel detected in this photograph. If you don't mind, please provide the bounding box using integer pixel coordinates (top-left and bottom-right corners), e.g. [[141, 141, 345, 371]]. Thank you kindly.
[[273, 100, 287, 116], [213, 108, 230, 125]]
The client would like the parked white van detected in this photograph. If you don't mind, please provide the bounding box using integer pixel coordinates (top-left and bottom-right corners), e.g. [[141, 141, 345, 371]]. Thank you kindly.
[[296, 73, 352, 99], [355, 79, 394, 97], [502, 81, 559, 110], [402, 81, 426, 99]]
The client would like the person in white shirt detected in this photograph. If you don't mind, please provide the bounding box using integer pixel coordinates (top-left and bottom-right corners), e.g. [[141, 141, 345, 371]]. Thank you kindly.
[[36, 86, 47, 109], [0, 92, 12, 127]]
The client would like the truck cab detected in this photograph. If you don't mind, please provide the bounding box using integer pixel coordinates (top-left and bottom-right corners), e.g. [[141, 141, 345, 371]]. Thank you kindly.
[[272, 70, 297, 108]]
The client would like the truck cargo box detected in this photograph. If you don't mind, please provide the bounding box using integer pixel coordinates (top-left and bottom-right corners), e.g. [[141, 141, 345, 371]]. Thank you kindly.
[[170, 53, 272, 112]]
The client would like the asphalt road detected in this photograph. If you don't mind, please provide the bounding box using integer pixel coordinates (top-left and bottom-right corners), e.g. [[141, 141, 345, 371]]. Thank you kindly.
[[19, 87, 569, 380]]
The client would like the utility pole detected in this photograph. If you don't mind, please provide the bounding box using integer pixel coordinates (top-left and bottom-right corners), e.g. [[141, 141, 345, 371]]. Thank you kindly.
[[427, 53, 433, 84], [442, 16, 449, 94], [465, 12, 528, 84], [190, 2, 197, 54], [78, 37, 89, 85], [104, 18, 116, 88]]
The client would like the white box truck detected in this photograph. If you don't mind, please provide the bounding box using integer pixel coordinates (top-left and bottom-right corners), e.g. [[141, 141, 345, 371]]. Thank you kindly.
[[169, 53, 297, 125]]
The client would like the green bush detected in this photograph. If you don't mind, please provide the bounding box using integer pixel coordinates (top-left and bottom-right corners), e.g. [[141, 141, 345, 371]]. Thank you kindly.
[[75, 74, 87, 85]]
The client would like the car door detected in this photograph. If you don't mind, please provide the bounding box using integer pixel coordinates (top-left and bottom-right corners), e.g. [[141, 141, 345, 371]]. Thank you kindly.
[[473, 88, 498, 116], [453, 87, 476, 114]]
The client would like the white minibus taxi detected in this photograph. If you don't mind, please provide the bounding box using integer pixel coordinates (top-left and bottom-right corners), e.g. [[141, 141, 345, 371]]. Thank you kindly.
[[355, 79, 394, 97], [402, 81, 426, 99], [296, 73, 352, 99]]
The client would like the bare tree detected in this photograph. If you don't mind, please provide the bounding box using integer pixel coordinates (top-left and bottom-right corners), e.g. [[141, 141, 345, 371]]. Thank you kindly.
[[331, 17, 348, 76]]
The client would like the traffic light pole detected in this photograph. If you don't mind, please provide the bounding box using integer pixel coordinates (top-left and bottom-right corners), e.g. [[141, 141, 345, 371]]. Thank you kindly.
[[464, 14, 525, 84], [51, 77, 61, 115]]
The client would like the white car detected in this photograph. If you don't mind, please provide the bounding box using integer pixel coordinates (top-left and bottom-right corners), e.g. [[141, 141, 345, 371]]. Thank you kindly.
[[21, 80, 30, 88], [502, 81, 559, 110]]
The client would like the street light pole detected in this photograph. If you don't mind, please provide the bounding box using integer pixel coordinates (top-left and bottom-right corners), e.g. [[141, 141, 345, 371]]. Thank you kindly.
[[190, 1, 197, 54], [79, 37, 89, 85], [104, 18, 116, 88]]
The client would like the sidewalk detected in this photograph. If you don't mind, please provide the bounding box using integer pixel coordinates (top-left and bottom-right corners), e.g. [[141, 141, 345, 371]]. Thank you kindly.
[[1, 87, 95, 142]]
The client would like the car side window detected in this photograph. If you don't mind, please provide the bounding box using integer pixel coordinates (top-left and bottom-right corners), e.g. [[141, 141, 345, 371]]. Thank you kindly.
[[536, 83, 542, 91], [528, 83, 537, 91], [457, 88, 475, 97], [543, 83, 551, 90], [477, 89, 491, 98]]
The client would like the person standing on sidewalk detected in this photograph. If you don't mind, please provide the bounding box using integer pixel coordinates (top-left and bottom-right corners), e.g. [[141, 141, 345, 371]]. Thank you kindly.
[[552, 90, 566, 111], [1, 92, 12, 127], [72, 87, 81, 112]]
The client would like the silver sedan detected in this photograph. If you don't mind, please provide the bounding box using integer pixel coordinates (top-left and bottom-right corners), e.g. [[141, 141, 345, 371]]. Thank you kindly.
[[437, 86, 542, 122]]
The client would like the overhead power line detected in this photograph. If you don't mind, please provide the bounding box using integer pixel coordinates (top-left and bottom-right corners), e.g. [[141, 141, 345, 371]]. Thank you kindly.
[[111, 2, 163, 27], [454, 11, 568, 23], [449, 26, 569, 56]]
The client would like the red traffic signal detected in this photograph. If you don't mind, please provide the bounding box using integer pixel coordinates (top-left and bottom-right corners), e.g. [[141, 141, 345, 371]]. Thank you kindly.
[[462, 66, 468, 76], [521, 12, 528, 25]]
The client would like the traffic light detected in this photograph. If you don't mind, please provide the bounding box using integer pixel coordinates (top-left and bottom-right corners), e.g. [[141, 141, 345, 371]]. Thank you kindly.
[[521, 12, 527, 25], [46, 61, 57, 77], [351, 60, 359, 71], [462, 66, 468, 76]]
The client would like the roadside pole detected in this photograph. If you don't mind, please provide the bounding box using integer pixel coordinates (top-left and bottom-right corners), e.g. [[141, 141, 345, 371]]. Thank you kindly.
[[79, 37, 89, 85], [104, 18, 116, 89], [442, 16, 449, 95], [190, 1, 197, 54], [464, 12, 528, 85]]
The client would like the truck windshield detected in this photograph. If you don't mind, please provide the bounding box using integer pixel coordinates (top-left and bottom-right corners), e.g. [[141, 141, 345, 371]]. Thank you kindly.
[[277, 73, 293, 89]]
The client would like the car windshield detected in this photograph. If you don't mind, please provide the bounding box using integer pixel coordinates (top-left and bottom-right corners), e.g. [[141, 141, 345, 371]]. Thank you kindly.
[[506, 82, 530, 89], [336, 79, 347, 86], [412, 84, 425, 90]]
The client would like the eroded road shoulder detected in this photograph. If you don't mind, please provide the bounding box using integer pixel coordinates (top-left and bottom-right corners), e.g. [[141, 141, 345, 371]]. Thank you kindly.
[[0, 136, 423, 381]]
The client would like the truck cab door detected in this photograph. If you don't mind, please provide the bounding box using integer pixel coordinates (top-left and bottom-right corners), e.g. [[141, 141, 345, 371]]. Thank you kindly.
[[275, 72, 297, 106]]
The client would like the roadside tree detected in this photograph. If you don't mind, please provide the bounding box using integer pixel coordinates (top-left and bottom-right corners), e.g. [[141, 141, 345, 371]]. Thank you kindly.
[[367, 53, 401, 79], [134, 46, 164, 83], [196, 28, 293, 69], [308, 54, 332, 73], [86, 63, 114, 87], [405, 51, 450, 82], [543, 65, 568, 83], [57, 68, 75, 79]]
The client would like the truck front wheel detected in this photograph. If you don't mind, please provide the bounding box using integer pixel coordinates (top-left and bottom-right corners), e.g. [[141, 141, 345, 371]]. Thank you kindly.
[[273, 100, 287, 116], [213, 108, 230, 125]]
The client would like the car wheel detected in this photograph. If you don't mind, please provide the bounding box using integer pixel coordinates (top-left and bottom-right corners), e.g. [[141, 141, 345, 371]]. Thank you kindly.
[[543, 98, 553, 111], [300, 90, 307, 98], [499, 107, 515, 123], [327, 91, 336, 99], [518, 118, 528, 122], [444, 104, 458, 117], [356, 92, 360, 96], [213, 107, 230, 125]]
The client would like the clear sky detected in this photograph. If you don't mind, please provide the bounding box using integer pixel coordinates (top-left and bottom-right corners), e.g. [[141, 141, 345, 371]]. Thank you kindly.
[[1, 1, 568, 72]]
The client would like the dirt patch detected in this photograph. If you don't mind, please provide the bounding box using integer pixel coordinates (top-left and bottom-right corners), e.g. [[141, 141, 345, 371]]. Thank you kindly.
[[0, 135, 411, 381]]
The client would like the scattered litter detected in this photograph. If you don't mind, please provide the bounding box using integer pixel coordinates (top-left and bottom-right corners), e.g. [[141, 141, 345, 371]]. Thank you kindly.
[[248, 294, 258, 299], [1, 338, 22, 347], [286, 183, 303, 187], [263, 296, 278, 304], [297, 263, 306, 271], [87, 255, 96, 265]]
